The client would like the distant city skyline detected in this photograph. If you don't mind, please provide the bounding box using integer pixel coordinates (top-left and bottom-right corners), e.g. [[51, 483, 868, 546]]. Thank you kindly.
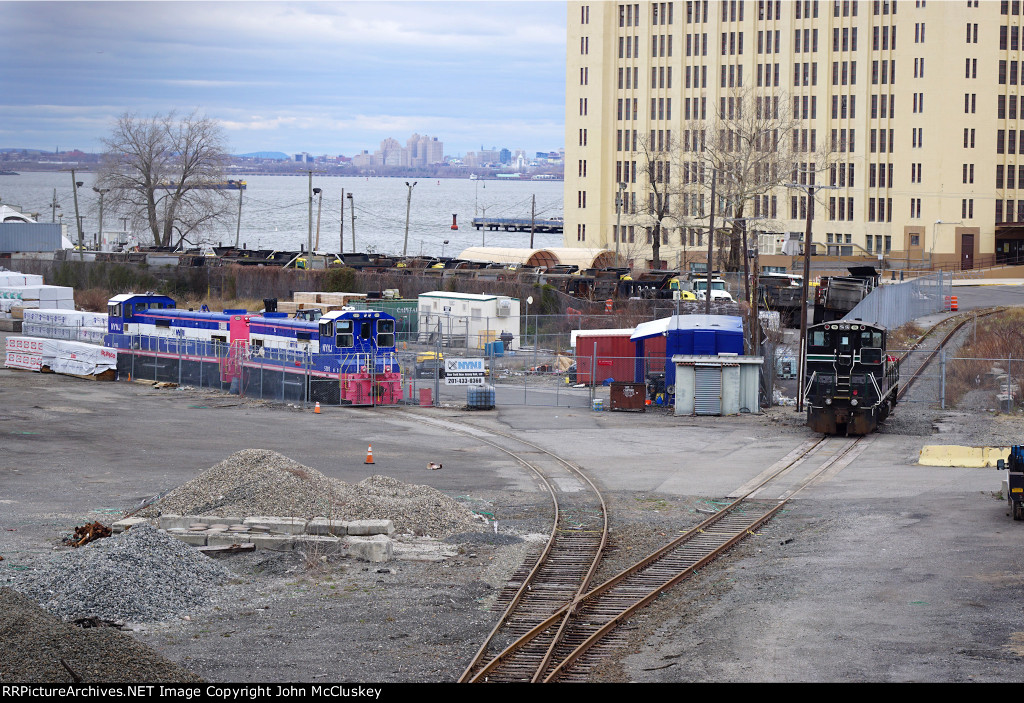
[[0, 1, 567, 157]]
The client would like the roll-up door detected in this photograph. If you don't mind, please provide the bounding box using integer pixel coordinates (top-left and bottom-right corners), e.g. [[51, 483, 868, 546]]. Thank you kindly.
[[694, 365, 722, 415]]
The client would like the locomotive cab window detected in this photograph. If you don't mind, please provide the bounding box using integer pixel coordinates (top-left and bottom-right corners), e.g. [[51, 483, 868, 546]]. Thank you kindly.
[[336, 320, 354, 348], [810, 330, 832, 348], [861, 330, 883, 347], [860, 348, 883, 364], [377, 320, 395, 348], [360, 321, 372, 340], [109, 303, 122, 318]]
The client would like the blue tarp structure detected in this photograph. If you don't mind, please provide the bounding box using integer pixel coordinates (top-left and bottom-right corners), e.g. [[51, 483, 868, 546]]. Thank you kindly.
[[630, 314, 744, 390]]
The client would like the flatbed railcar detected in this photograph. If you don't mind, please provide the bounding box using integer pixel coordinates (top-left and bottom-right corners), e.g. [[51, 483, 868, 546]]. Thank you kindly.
[[105, 293, 402, 405], [804, 319, 899, 435]]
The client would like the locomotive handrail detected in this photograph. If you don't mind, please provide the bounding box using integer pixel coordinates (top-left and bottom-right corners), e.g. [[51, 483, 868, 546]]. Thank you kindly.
[[803, 370, 818, 400]]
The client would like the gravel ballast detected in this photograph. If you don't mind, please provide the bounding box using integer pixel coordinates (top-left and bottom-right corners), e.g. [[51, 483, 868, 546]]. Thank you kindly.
[[15, 524, 234, 627]]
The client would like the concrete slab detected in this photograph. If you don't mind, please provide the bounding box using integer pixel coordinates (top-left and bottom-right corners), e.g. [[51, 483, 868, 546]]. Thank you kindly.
[[111, 517, 149, 533], [305, 518, 350, 536], [243, 516, 307, 535], [346, 535, 393, 563], [346, 519, 395, 536]]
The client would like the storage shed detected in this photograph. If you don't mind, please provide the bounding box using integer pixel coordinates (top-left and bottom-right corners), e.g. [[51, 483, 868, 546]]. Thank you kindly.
[[417, 291, 520, 350], [672, 355, 763, 416], [630, 314, 744, 392], [572, 328, 666, 385]]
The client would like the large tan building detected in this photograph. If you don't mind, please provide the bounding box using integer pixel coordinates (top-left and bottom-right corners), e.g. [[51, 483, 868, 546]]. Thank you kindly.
[[565, 0, 1024, 272]]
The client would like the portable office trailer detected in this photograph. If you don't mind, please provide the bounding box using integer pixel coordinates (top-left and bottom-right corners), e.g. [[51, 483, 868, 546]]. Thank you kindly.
[[417, 291, 520, 350]]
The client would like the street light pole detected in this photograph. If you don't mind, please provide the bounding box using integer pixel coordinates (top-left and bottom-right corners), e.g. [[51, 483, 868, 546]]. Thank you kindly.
[[93, 187, 109, 250], [313, 188, 323, 251], [234, 183, 243, 248], [403, 181, 417, 256], [347, 193, 355, 252], [307, 171, 313, 257], [70, 170, 84, 261]]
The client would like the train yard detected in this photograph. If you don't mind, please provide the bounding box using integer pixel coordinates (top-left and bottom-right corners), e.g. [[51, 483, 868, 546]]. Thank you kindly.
[[2, 291, 1024, 683]]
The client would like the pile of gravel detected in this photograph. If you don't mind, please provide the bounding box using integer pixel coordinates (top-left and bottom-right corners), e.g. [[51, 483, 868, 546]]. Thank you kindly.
[[15, 524, 233, 626], [0, 588, 202, 683], [138, 448, 350, 519], [139, 449, 486, 537], [344, 475, 485, 536]]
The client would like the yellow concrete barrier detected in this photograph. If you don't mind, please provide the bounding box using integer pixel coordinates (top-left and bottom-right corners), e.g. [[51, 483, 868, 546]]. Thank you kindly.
[[918, 445, 1011, 468]]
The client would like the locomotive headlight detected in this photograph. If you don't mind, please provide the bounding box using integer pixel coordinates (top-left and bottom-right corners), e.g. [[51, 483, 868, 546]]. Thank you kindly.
[[825, 398, 832, 405], [850, 398, 859, 406]]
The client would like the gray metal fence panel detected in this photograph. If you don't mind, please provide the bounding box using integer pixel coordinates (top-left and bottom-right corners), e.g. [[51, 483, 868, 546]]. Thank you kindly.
[[843, 271, 947, 329]]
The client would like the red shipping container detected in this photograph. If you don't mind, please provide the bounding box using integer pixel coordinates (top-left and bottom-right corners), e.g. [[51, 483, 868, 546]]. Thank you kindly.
[[574, 329, 666, 384]]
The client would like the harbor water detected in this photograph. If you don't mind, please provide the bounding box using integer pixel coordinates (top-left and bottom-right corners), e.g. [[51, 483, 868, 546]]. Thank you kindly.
[[0, 172, 564, 257]]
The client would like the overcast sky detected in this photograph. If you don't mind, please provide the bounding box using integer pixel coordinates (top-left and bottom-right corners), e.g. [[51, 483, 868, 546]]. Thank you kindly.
[[0, 0, 566, 157]]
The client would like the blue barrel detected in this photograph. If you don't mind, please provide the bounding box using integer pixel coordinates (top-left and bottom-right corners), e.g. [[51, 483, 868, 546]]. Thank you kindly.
[[485, 341, 505, 357]]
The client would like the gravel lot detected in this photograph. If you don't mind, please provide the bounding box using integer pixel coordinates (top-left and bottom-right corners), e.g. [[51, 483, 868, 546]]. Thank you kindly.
[[2, 311, 1024, 683]]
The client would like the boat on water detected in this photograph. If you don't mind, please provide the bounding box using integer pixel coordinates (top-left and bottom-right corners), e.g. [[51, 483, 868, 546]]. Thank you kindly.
[[0, 170, 19, 176], [156, 179, 246, 190], [469, 173, 478, 181]]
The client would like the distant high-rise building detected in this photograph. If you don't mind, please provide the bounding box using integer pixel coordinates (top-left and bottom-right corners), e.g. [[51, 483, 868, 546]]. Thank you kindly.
[[500, 148, 512, 164]]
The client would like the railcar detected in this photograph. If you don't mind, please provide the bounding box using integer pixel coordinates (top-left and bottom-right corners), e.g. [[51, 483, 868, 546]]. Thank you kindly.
[[803, 320, 899, 436], [105, 293, 402, 405]]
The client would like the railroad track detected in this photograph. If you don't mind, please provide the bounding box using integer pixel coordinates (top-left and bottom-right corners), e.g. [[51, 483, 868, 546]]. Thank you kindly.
[[397, 413, 610, 683], [404, 311, 1012, 682], [417, 411, 869, 683], [895, 307, 1005, 401]]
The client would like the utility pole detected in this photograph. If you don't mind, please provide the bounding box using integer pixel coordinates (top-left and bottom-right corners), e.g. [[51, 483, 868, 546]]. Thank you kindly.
[[347, 192, 355, 252], [70, 169, 84, 261], [403, 181, 417, 256], [480, 205, 488, 246], [615, 182, 627, 267], [705, 171, 716, 315], [789, 176, 838, 413], [340, 188, 345, 256], [529, 194, 536, 248], [50, 189, 59, 223]]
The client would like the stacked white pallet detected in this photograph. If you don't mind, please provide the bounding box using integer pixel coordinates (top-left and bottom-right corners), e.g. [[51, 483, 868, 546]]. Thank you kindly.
[[20, 309, 108, 344], [0, 284, 74, 318], [5, 336, 118, 377]]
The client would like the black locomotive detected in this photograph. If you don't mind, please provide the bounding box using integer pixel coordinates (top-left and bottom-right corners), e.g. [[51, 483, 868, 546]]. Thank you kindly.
[[804, 320, 899, 435]]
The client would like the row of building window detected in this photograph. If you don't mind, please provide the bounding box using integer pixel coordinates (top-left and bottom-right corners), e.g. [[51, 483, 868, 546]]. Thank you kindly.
[[996, 130, 1024, 154], [996, 164, 1024, 189]]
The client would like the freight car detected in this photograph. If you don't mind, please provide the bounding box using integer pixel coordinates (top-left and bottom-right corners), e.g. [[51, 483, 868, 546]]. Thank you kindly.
[[812, 266, 880, 324], [104, 293, 402, 405], [803, 320, 899, 435]]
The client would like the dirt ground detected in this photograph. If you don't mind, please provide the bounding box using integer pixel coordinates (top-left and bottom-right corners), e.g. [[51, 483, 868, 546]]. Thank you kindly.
[[2, 338, 1024, 682]]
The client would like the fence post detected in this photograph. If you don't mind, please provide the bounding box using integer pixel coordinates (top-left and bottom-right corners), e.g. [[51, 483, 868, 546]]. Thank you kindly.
[[1008, 355, 1013, 414], [590, 346, 597, 407], [939, 349, 946, 410]]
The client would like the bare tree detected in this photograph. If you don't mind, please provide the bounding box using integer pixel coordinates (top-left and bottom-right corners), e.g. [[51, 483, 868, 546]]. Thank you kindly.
[[98, 111, 231, 248], [677, 87, 837, 273]]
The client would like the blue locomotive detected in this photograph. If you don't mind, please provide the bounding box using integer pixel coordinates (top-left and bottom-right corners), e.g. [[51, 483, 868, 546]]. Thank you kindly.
[[803, 320, 899, 435], [105, 293, 402, 405]]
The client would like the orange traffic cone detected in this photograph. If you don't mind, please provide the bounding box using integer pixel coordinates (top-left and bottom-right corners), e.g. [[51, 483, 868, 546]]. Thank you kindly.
[[365, 445, 374, 464], [314, 401, 321, 414]]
